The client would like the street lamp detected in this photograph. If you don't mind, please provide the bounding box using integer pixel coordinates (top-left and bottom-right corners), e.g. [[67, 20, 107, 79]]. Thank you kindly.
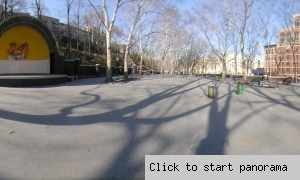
[[293, 61, 298, 83], [292, 33, 298, 83], [116, 56, 119, 80]]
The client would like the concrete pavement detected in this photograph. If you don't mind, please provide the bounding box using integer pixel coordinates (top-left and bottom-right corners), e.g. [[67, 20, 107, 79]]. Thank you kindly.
[[0, 75, 300, 180]]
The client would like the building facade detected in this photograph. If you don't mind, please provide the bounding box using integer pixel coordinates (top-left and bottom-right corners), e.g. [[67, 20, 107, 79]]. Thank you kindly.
[[226, 54, 243, 75], [205, 55, 262, 75], [264, 14, 300, 76]]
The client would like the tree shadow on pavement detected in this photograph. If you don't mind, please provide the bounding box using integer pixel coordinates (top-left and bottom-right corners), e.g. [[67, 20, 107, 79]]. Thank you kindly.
[[0, 77, 212, 179], [245, 85, 300, 112], [195, 80, 233, 155]]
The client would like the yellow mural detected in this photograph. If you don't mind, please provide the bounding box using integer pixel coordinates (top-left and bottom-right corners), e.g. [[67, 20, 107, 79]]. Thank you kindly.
[[7, 41, 29, 60], [0, 26, 49, 60]]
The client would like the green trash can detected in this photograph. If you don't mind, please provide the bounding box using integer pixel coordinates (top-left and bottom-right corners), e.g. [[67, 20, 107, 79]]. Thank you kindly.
[[237, 84, 243, 95], [208, 86, 215, 98]]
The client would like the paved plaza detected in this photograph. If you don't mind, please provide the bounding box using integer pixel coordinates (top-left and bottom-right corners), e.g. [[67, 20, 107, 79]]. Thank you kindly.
[[0, 75, 300, 180]]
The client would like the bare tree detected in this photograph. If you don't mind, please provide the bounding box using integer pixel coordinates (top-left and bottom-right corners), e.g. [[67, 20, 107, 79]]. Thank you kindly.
[[191, 37, 210, 76], [166, 30, 190, 75], [177, 32, 209, 76], [33, 0, 48, 20], [82, 11, 96, 54], [188, 37, 210, 75], [192, 0, 236, 79], [198, 53, 213, 76], [6, 0, 26, 12], [120, 0, 149, 77], [227, 0, 275, 79], [166, 32, 186, 75], [232, 42, 240, 75], [88, 0, 129, 82], [156, 6, 186, 74], [0, 0, 7, 20], [1, 0, 26, 20], [65, 0, 75, 57], [71, 0, 85, 51], [137, 17, 155, 75], [135, 1, 165, 76], [34, 0, 41, 19]]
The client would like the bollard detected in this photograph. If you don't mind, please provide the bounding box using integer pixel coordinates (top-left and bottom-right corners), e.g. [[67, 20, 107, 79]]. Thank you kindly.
[[95, 64, 100, 77], [208, 86, 215, 98], [237, 84, 243, 95]]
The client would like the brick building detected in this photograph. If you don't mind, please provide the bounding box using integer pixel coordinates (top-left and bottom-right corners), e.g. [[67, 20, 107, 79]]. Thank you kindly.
[[264, 14, 300, 76]]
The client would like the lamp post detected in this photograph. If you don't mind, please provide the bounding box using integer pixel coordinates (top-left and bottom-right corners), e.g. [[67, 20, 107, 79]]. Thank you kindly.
[[116, 56, 119, 80], [295, 34, 298, 83], [293, 60, 298, 83], [278, 44, 282, 76], [151, 57, 153, 75]]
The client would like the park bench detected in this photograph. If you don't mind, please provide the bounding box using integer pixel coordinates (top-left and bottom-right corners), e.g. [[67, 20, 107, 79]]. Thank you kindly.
[[248, 76, 263, 86], [259, 80, 278, 88], [282, 77, 292, 85], [235, 76, 262, 86], [258, 76, 292, 88]]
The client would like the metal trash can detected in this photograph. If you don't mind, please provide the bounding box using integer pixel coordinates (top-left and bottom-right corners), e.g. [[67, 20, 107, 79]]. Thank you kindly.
[[208, 86, 215, 98], [237, 84, 243, 95]]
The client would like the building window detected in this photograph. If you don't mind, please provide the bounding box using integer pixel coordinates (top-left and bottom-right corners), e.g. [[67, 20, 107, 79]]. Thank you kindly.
[[287, 62, 290, 65], [280, 32, 285, 44], [286, 32, 291, 42], [294, 15, 300, 28], [294, 31, 299, 45]]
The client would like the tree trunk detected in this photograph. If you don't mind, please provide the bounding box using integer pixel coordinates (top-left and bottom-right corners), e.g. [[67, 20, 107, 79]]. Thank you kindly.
[[160, 59, 165, 74], [222, 60, 226, 79], [139, 54, 143, 75], [76, 0, 80, 51], [242, 60, 246, 79], [105, 32, 113, 82], [234, 58, 238, 75], [124, 48, 129, 78], [4, 0, 7, 20]]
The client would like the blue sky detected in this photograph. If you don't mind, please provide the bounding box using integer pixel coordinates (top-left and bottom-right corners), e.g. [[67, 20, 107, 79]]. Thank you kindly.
[[42, 0, 267, 60], [43, 0, 197, 23]]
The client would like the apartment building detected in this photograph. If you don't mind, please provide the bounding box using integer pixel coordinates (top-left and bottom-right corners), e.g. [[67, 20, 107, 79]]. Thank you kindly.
[[264, 14, 300, 76], [205, 54, 249, 75], [226, 54, 243, 75]]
